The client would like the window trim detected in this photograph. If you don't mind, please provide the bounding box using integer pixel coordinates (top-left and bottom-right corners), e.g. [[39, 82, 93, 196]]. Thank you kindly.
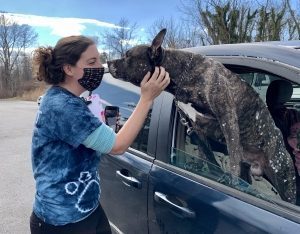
[[212, 56, 300, 84]]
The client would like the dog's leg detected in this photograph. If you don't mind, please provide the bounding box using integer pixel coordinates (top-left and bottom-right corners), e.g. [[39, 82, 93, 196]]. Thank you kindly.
[[205, 74, 245, 178], [219, 114, 244, 177], [264, 128, 296, 203]]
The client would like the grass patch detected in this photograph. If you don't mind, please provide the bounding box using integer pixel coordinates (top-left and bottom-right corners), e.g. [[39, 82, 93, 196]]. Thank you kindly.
[[18, 80, 48, 102], [20, 85, 47, 101]]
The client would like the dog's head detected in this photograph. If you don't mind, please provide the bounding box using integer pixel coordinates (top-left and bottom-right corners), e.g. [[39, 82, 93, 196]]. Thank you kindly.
[[107, 29, 167, 86]]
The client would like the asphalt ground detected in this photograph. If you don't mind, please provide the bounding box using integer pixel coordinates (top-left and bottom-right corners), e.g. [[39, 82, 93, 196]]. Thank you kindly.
[[0, 100, 37, 234]]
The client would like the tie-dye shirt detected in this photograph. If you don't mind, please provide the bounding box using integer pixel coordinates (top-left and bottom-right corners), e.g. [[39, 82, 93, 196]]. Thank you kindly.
[[31, 86, 115, 226]]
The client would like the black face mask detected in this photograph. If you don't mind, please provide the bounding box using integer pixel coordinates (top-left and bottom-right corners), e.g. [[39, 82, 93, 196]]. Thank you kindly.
[[78, 67, 104, 92]]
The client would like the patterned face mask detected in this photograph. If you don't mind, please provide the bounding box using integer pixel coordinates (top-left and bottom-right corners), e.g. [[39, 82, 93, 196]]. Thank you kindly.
[[78, 67, 105, 91]]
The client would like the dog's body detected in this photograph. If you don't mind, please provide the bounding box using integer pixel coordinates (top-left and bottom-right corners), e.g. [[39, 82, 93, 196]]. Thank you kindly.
[[107, 29, 296, 203]]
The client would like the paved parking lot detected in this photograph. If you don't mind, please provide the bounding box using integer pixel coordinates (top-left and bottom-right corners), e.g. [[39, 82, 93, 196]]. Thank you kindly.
[[0, 100, 37, 234]]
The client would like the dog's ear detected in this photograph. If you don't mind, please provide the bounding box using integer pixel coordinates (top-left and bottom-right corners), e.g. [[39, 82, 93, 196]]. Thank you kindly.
[[150, 28, 166, 53], [148, 28, 166, 64]]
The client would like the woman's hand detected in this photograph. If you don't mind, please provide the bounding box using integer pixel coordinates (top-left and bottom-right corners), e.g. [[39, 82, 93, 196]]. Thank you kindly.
[[140, 66, 170, 103]]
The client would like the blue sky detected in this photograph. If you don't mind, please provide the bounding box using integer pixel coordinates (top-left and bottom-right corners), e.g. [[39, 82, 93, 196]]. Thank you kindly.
[[0, 0, 183, 49]]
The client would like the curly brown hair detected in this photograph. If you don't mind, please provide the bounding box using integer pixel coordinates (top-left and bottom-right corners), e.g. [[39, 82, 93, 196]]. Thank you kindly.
[[32, 35, 95, 85]]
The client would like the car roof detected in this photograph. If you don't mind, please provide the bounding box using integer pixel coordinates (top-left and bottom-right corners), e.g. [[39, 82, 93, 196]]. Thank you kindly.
[[183, 41, 300, 69]]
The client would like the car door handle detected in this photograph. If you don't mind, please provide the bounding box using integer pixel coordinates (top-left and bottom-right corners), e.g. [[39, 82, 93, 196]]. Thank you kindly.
[[116, 170, 142, 189], [154, 192, 196, 218]]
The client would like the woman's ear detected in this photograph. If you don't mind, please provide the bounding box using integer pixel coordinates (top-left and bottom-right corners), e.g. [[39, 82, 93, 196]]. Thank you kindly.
[[63, 64, 73, 76]]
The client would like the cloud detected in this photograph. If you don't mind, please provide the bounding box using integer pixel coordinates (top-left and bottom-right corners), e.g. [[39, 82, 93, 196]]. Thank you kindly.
[[3, 12, 121, 37]]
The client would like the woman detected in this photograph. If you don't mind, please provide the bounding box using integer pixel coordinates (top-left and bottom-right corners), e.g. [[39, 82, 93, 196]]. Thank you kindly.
[[30, 35, 170, 234]]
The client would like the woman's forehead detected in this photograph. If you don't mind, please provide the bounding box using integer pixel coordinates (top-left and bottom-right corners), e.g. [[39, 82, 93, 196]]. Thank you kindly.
[[80, 44, 99, 60]]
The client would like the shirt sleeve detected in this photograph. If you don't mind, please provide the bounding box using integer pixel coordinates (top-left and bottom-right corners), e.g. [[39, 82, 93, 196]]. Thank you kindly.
[[50, 97, 102, 148], [82, 124, 116, 154]]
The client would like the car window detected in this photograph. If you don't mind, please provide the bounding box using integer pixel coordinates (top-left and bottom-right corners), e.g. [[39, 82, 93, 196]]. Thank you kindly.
[[130, 109, 152, 153], [100, 83, 152, 154], [171, 112, 280, 204], [240, 72, 280, 101], [169, 68, 300, 209], [113, 103, 152, 154], [239, 72, 300, 104]]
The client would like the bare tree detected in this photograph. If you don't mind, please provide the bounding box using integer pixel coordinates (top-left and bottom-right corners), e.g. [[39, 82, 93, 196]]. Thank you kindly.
[[255, 1, 288, 41], [179, 0, 300, 44], [286, 0, 300, 39], [99, 52, 108, 64], [19, 52, 32, 81], [180, 0, 255, 44], [197, 0, 257, 44], [0, 12, 37, 96], [147, 17, 203, 49], [101, 18, 138, 59], [179, 0, 215, 44]]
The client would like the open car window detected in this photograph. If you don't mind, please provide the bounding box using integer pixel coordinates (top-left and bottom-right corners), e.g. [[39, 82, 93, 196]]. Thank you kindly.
[[171, 113, 281, 205], [238, 72, 300, 105], [169, 67, 300, 210]]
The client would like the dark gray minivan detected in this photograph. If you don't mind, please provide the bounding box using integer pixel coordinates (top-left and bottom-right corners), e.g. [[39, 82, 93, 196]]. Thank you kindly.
[[96, 41, 300, 234]]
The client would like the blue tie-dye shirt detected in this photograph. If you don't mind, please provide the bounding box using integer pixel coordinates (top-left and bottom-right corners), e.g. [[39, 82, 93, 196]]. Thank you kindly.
[[31, 86, 114, 225]]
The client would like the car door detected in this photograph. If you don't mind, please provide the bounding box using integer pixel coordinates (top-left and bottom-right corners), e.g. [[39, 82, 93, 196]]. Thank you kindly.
[[147, 92, 300, 234], [96, 74, 163, 233], [99, 151, 152, 234]]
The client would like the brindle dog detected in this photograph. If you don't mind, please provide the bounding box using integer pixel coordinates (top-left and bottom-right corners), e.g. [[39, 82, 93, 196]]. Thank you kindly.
[[107, 29, 296, 203]]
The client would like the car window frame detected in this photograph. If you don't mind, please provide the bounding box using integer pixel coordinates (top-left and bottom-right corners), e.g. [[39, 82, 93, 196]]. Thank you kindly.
[[211, 56, 300, 84]]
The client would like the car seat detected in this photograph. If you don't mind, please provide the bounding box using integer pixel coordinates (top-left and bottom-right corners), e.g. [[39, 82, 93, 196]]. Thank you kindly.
[[266, 79, 295, 140]]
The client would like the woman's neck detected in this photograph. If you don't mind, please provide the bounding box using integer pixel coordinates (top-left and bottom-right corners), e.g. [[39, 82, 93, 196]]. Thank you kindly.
[[58, 81, 84, 97]]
